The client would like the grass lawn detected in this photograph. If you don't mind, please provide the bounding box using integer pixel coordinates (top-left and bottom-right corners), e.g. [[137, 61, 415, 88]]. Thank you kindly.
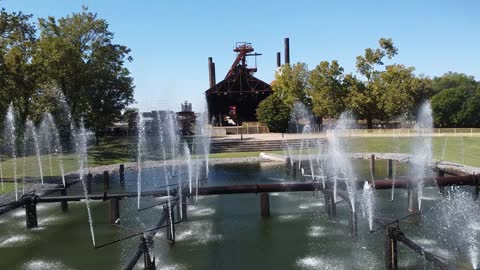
[[0, 135, 478, 180], [0, 182, 24, 195]]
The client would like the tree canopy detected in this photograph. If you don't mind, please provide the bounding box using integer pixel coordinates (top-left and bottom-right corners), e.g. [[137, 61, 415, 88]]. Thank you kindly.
[[431, 73, 479, 128], [0, 7, 134, 144]]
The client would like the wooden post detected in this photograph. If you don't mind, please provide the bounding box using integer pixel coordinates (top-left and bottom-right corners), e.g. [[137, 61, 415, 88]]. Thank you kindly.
[[370, 154, 376, 177], [260, 193, 270, 217], [103, 171, 110, 192], [87, 173, 92, 195], [23, 196, 38, 229], [385, 226, 398, 270], [110, 198, 120, 224], [60, 188, 68, 212], [387, 159, 393, 178]]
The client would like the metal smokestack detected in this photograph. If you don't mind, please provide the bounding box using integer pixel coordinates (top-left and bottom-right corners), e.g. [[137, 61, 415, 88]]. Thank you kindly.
[[284, 38, 290, 65], [212, 62, 216, 86], [276, 52, 281, 67], [208, 57, 215, 88]]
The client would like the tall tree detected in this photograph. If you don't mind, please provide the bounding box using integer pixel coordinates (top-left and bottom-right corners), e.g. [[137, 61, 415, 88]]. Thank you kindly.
[[347, 38, 398, 128], [35, 7, 134, 144], [308, 60, 347, 123], [0, 8, 39, 126]]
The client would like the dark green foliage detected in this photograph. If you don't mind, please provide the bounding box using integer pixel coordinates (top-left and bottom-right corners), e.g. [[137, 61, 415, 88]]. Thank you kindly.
[[431, 83, 480, 127], [256, 94, 291, 132]]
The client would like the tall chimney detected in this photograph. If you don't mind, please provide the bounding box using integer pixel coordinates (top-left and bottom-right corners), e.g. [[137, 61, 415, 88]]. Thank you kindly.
[[276, 52, 281, 67], [208, 57, 214, 88], [212, 62, 216, 86], [284, 38, 290, 65]]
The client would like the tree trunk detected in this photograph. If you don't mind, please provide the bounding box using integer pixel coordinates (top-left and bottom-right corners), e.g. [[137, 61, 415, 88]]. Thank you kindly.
[[367, 116, 373, 129], [95, 132, 100, 146]]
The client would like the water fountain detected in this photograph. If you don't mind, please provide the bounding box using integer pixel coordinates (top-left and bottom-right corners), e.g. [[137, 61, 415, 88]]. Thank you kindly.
[[75, 119, 96, 246], [3, 105, 18, 200], [25, 119, 44, 185], [2, 98, 480, 270]]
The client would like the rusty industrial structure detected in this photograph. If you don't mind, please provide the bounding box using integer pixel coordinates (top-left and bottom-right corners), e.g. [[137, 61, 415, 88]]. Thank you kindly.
[[205, 42, 278, 126]]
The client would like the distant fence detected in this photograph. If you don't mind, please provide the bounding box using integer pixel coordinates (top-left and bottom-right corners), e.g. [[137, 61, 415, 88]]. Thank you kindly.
[[329, 128, 480, 137]]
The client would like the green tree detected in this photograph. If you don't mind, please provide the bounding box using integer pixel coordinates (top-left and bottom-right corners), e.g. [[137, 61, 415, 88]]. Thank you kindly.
[[347, 38, 398, 128], [431, 73, 479, 127], [432, 72, 477, 94], [257, 94, 291, 132], [372, 64, 433, 120], [272, 62, 309, 107], [0, 8, 40, 126], [35, 7, 134, 144], [308, 60, 347, 123]]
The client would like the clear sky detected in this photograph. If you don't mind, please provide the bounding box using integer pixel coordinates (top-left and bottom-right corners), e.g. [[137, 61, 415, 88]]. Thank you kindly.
[[2, 0, 479, 112]]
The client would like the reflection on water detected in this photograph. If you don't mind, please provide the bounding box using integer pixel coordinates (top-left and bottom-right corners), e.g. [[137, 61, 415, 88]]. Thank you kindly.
[[0, 161, 477, 269]]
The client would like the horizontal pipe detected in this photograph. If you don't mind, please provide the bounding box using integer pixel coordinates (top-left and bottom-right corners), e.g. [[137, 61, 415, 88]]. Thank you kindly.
[[395, 231, 455, 270], [35, 175, 478, 203]]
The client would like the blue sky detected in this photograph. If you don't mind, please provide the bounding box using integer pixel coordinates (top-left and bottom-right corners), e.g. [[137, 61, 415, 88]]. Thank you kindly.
[[2, 0, 479, 112]]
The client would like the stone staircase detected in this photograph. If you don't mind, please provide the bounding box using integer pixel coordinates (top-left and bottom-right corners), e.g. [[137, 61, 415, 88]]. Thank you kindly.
[[210, 138, 325, 153]]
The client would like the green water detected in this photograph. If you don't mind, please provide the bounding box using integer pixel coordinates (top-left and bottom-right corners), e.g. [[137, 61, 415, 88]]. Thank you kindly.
[[0, 161, 476, 269]]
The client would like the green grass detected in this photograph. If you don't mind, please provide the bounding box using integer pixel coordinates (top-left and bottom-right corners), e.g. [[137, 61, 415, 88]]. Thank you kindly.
[[0, 182, 24, 195], [0, 136, 478, 179]]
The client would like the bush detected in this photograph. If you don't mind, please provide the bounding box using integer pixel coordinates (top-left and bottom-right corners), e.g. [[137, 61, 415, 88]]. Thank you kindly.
[[256, 94, 291, 132]]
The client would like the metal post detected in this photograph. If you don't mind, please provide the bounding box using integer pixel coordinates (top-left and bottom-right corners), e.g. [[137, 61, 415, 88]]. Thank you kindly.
[[330, 193, 336, 217], [110, 198, 120, 224], [181, 198, 188, 221], [292, 162, 297, 178], [370, 154, 376, 177], [285, 157, 291, 175], [141, 234, 156, 270], [407, 186, 419, 214], [61, 188, 68, 212], [385, 225, 398, 270], [260, 193, 270, 217], [119, 164, 125, 184], [103, 171, 110, 192], [165, 205, 175, 244], [87, 173, 92, 195], [387, 159, 393, 178], [23, 195, 38, 229], [349, 206, 357, 238], [324, 192, 332, 217]]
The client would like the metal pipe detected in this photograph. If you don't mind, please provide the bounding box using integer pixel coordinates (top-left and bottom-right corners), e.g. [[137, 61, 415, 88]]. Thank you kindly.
[[395, 231, 454, 270], [35, 175, 479, 203]]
